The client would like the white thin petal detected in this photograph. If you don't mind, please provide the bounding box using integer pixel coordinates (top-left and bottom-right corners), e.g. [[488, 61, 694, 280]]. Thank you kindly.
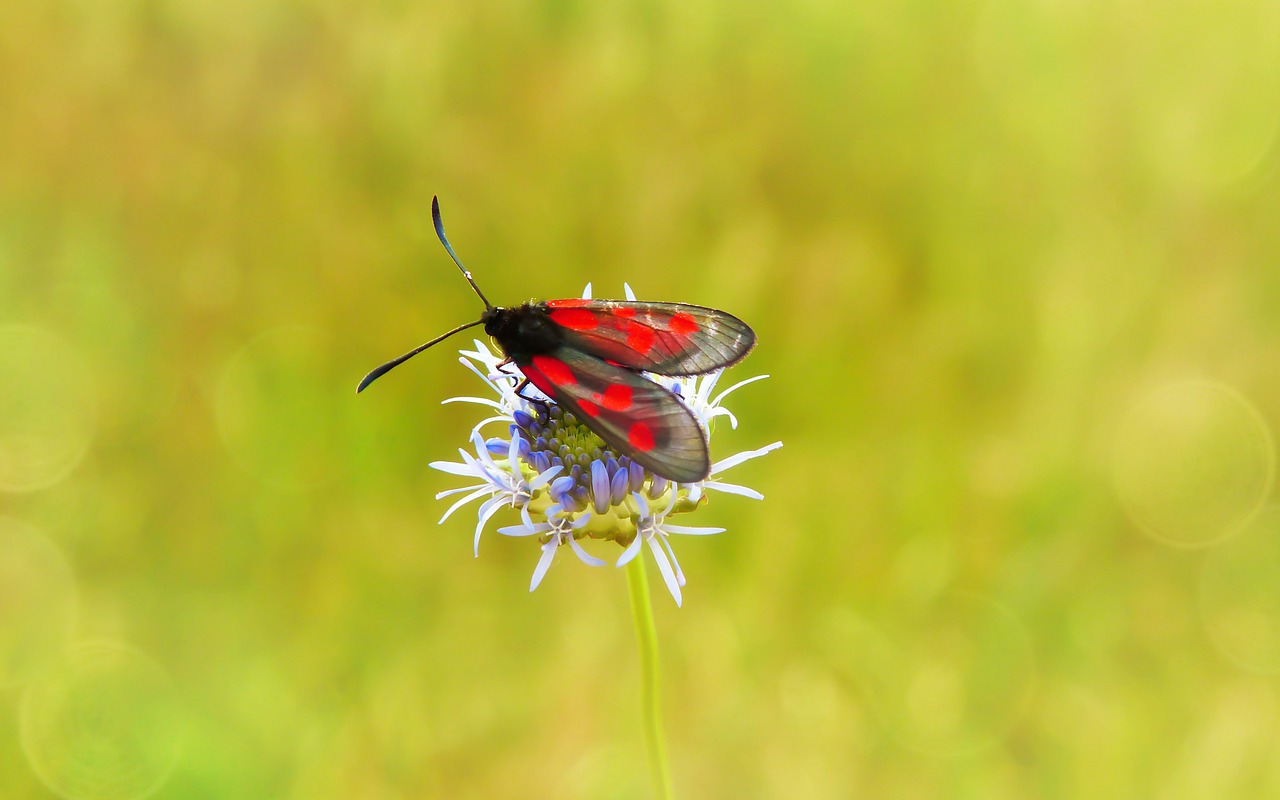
[[474, 496, 508, 556], [530, 540, 558, 590], [647, 537, 682, 606], [461, 338, 498, 358], [529, 464, 564, 490], [711, 374, 769, 406], [711, 441, 783, 475], [658, 534, 687, 587], [660, 490, 677, 517], [498, 523, 549, 537], [704, 406, 740, 429], [581, 283, 593, 299], [458, 446, 484, 473], [436, 483, 487, 500], [458, 357, 503, 394], [568, 535, 606, 566], [624, 283, 637, 301], [470, 429, 492, 460], [429, 460, 479, 477], [661, 524, 726, 535], [439, 487, 493, 524], [631, 491, 651, 518], [616, 533, 644, 567], [696, 370, 722, 404], [701, 480, 764, 500], [470, 415, 514, 435], [442, 396, 504, 410]]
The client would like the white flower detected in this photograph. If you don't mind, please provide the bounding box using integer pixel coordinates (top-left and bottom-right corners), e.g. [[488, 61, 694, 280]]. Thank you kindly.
[[429, 285, 781, 603], [428, 429, 562, 556]]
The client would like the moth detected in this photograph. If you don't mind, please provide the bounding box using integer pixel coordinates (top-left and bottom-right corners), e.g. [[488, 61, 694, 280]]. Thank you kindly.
[[357, 197, 756, 483]]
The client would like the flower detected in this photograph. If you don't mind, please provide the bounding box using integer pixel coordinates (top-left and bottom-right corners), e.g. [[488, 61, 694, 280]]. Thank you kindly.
[[428, 285, 781, 605]]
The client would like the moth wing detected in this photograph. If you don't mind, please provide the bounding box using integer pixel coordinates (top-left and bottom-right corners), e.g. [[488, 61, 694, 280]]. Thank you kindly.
[[517, 346, 710, 483], [542, 299, 755, 376]]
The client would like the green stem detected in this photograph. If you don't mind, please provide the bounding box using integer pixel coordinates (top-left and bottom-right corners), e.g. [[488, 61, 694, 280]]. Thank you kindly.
[[626, 555, 675, 800]]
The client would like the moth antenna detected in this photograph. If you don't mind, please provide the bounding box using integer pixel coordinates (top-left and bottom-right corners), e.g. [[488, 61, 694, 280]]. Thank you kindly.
[[356, 319, 486, 393], [432, 196, 492, 310]]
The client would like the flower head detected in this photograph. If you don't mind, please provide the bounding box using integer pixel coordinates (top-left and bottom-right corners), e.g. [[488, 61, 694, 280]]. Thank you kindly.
[[429, 285, 781, 605]]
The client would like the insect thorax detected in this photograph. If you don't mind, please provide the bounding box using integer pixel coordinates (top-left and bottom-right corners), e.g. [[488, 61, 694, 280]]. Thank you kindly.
[[482, 303, 561, 360]]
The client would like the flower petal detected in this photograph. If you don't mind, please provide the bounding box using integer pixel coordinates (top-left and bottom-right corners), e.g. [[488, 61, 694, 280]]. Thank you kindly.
[[661, 524, 726, 535], [647, 537, 682, 607], [435, 483, 486, 500], [530, 540, 558, 590], [474, 495, 508, 556], [498, 523, 550, 537], [711, 441, 783, 475], [442, 396, 505, 410], [631, 491, 651, 519], [657, 534, 687, 587], [470, 415, 516, 436], [428, 460, 479, 477], [458, 357, 505, 395], [439, 487, 493, 524], [616, 532, 644, 567], [610, 467, 629, 505], [591, 461, 611, 514], [550, 476, 576, 497], [568, 535, 606, 567], [529, 464, 564, 490], [711, 374, 769, 407], [701, 480, 764, 500]]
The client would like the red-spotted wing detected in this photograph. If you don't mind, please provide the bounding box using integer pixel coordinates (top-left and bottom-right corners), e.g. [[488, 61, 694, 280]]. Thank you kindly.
[[541, 299, 754, 376], [517, 345, 710, 482]]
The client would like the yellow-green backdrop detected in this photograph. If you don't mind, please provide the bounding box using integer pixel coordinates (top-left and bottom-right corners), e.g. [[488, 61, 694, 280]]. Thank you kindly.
[[4, 0, 1280, 797]]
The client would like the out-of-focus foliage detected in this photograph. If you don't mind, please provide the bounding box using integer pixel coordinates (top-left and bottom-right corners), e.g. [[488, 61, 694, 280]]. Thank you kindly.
[[3, 0, 1280, 797]]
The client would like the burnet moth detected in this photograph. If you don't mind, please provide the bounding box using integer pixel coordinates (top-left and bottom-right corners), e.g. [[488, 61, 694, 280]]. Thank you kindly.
[[357, 197, 757, 483]]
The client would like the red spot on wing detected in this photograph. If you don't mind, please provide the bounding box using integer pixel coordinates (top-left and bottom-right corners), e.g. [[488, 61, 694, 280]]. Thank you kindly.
[[625, 323, 656, 353], [546, 298, 592, 308], [628, 422, 655, 451], [521, 364, 555, 397], [612, 306, 637, 319], [669, 312, 699, 334], [578, 399, 600, 417], [531, 355, 575, 386], [549, 307, 599, 331], [602, 384, 633, 411]]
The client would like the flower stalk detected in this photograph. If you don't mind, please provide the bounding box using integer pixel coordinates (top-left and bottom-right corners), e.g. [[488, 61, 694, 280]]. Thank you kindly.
[[627, 554, 675, 800], [426, 284, 780, 799]]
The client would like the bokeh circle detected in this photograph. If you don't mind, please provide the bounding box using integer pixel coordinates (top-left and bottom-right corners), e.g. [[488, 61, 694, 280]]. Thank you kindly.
[[0, 324, 96, 492], [1112, 381, 1274, 548], [20, 642, 185, 800], [1200, 506, 1280, 674], [0, 517, 77, 688]]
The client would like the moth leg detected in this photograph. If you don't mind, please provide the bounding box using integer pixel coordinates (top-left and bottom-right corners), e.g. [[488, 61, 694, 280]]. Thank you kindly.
[[513, 378, 551, 424]]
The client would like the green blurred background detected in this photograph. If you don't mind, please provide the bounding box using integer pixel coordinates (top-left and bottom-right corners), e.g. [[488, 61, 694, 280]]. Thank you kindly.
[[4, 0, 1280, 797]]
